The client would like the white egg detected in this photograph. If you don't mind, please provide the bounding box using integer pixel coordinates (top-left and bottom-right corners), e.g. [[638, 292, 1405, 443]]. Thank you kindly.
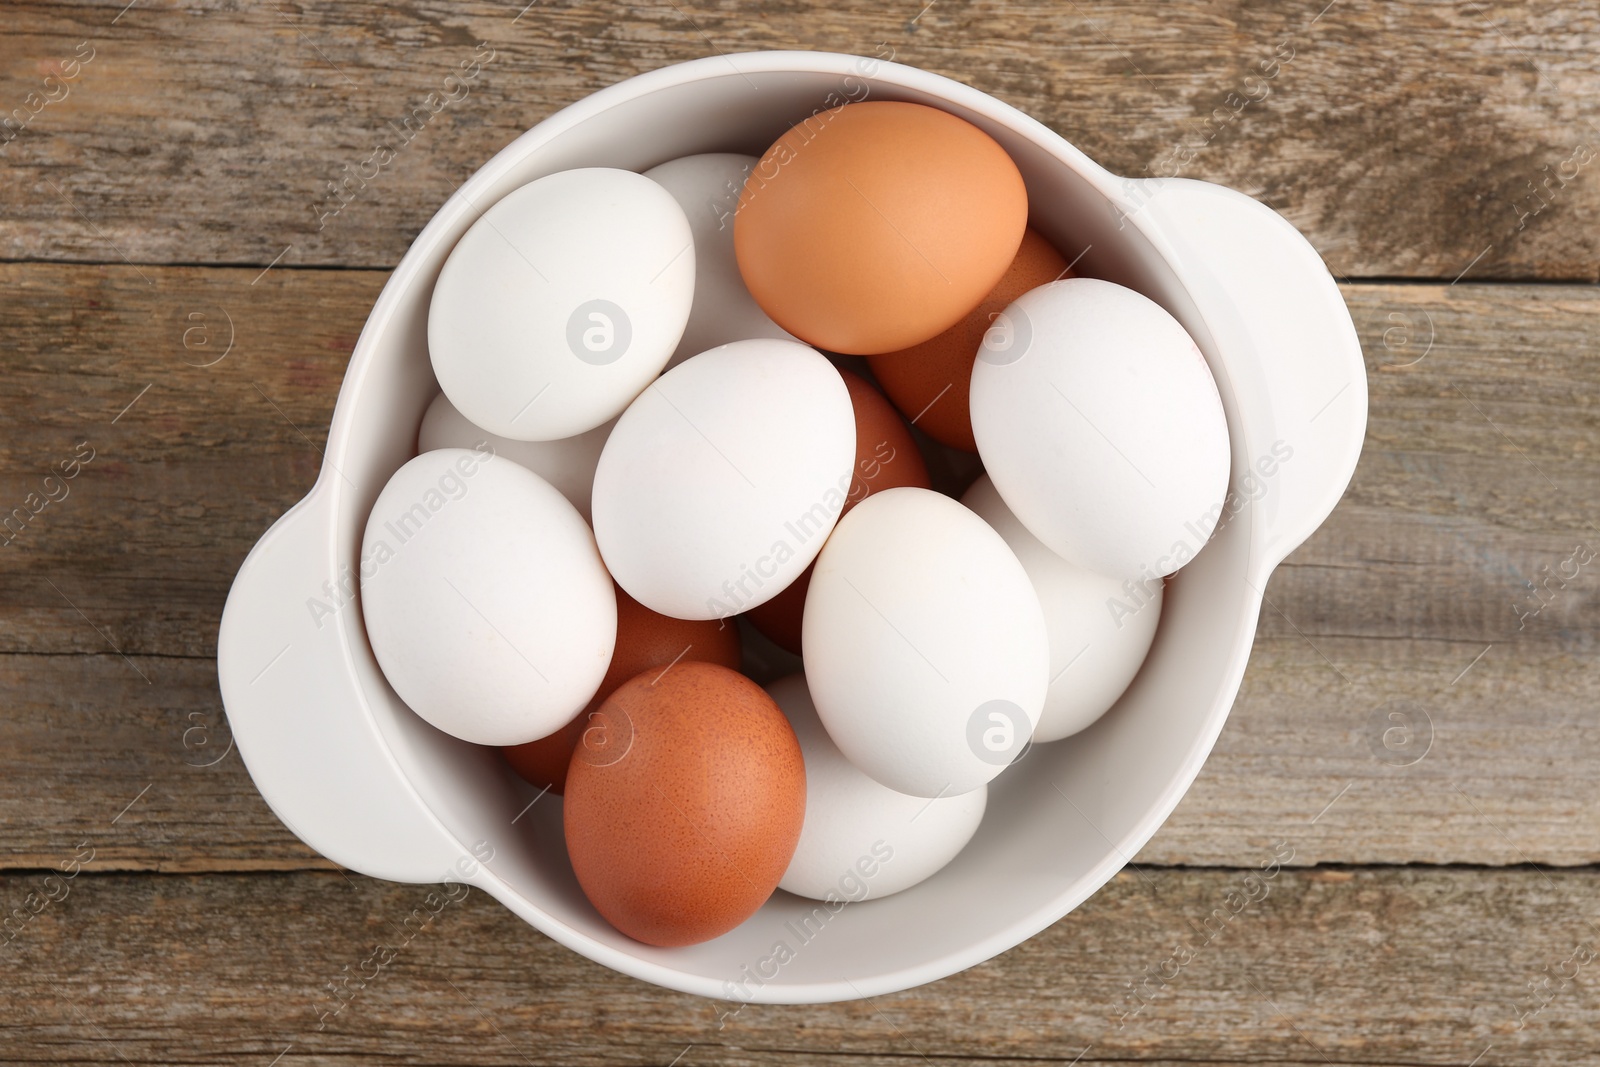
[[417, 391, 613, 524], [428, 167, 694, 442], [768, 674, 987, 902], [962, 474, 1162, 741], [969, 277, 1230, 579], [360, 448, 616, 746], [802, 487, 1049, 798], [643, 153, 795, 368], [591, 338, 855, 620]]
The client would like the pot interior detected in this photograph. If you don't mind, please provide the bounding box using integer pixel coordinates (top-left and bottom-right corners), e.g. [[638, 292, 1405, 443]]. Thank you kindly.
[[326, 57, 1260, 996]]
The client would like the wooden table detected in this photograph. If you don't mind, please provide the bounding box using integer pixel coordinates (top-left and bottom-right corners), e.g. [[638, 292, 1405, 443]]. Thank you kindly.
[[4, 2, 1598, 1063]]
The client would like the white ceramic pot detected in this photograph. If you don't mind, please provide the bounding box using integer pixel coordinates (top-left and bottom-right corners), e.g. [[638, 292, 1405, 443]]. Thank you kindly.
[[217, 50, 1367, 1003]]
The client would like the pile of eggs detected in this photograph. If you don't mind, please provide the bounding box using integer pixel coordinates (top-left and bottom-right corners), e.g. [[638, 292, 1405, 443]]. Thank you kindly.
[[361, 101, 1231, 947]]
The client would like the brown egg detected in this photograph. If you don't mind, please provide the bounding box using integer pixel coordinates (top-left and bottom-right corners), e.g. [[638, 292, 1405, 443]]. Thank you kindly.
[[734, 101, 1028, 355], [867, 229, 1072, 452], [502, 585, 741, 795], [745, 368, 931, 653], [563, 661, 805, 947]]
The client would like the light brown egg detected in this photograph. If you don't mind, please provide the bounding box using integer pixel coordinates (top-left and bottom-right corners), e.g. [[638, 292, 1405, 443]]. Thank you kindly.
[[745, 368, 930, 653], [867, 229, 1071, 452], [563, 661, 805, 947], [734, 101, 1028, 355], [502, 585, 741, 794]]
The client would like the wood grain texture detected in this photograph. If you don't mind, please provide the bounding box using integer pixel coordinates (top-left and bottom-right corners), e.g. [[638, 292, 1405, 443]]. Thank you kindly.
[[5, 2, 1599, 1052], [1, 266, 1598, 870], [2, 633, 1597, 871], [4, 867, 1597, 1065], [0, 262, 365, 658], [9, 267, 1600, 656], [2, 2, 1599, 279]]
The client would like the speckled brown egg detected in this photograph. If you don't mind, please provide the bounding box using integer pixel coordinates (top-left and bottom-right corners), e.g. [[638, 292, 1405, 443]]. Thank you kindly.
[[745, 368, 930, 654], [503, 585, 741, 795], [563, 661, 805, 946], [867, 229, 1071, 452], [734, 101, 1028, 354]]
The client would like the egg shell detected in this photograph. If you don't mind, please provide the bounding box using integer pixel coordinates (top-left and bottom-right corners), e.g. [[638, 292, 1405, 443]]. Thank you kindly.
[[502, 585, 742, 794], [360, 448, 616, 746], [768, 674, 987, 901], [642, 153, 796, 369], [734, 101, 1028, 355], [417, 391, 614, 524], [428, 167, 694, 441], [591, 338, 856, 621], [563, 661, 806, 947], [969, 278, 1231, 579], [868, 229, 1071, 452], [802, 486, 1049, 797], [962, 474, 1162, 741], [744, 368, 931, 654]]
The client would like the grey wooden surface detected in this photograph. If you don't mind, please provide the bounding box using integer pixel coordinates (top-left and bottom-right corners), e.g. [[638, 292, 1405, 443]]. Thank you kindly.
[[3, 2, 1598, 1063]]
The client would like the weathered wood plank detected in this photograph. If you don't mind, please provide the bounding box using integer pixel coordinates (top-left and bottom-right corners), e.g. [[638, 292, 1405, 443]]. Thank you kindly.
[[0, 652, 324, 873], [4, 2, 1596, 1055], [0, 262, 365, 657], [2, 867, 1594, 1064], [2, 2, 1598, 278], [6, 266, 1600, 658], [3, 618, 1594, 873], [2, 266, 1600, 869]]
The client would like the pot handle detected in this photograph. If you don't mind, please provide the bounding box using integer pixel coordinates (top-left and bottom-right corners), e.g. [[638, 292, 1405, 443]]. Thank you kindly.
[[1133, 177, 1368, 573], [217, 482, 468, 883]]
